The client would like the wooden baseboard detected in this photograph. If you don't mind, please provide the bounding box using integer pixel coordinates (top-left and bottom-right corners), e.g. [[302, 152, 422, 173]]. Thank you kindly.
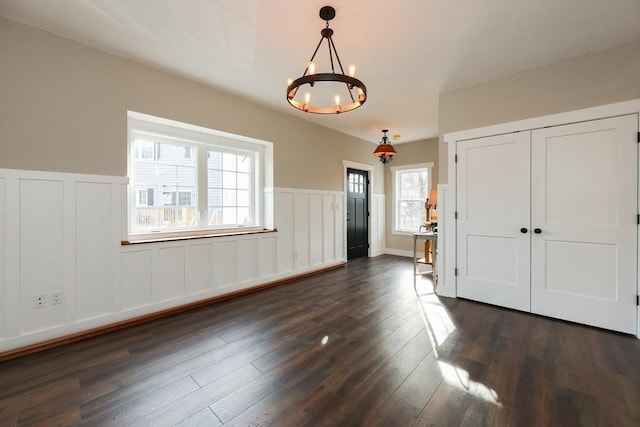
[[0, 262, 346, 362]]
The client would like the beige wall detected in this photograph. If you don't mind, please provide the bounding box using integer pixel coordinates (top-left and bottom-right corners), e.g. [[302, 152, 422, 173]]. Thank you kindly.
[[438, 39, 640, 183], [384, 138, 439, 254], [0, 17, 384, 192]]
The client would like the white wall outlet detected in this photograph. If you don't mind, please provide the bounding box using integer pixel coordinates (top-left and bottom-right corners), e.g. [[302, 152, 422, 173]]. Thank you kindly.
[[33, 294, 46, 308], [50, 290, 63, 305]]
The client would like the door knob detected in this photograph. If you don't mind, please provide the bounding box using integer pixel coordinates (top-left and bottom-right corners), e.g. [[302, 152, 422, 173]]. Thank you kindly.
[[534, 228, 542, 234], [520, 228, 528, 233]]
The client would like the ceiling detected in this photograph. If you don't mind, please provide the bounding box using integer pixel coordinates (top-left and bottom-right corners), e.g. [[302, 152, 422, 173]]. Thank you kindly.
[[1, 1, 639, 144]]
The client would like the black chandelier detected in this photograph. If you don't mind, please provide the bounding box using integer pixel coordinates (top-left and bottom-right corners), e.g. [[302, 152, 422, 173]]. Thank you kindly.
[[373, 129, 397, 164], [286, 6, 367, 114]]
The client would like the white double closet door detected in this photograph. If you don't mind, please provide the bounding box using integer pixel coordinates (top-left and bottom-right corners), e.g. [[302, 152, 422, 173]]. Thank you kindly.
[[456, 115, 638, 334]]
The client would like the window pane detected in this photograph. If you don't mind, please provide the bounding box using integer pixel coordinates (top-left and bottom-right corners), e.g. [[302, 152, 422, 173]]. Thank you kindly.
[[237, 208, 250, 225], [237, 190, 250, 206], [222, 171, 236, 188], [208, 207, 223, 225], [223, 189, 236, 205], [222, 207, 237, 224], [132, 137, 196, 232], [222, 153, 236, 171], [206, 149, 254, 227], [208, 151, 222, 166], [237, 156, 251, 173], [400, 171, 427, 200], [399, 200, 424, 230], [237, 172, 250, 190]]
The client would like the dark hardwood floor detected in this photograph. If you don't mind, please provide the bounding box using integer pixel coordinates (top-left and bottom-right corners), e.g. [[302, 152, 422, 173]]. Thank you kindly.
[[1, 255, 639, 426]]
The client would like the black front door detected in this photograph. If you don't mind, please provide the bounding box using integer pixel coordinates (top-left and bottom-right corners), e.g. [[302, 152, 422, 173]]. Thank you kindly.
[[347, 168, 369, 260]]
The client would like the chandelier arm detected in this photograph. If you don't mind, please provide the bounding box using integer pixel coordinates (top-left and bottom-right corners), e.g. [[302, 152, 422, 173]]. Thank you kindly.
[[326, 37, 356, 103], [291, 35, 326, 99], [305, 36, 326, 75], [326, 36, 336, 73], [327, 37, 347, 75]]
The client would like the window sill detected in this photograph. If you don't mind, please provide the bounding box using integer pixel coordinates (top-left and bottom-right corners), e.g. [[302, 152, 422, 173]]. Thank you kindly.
[[122, 228, 277, 245]]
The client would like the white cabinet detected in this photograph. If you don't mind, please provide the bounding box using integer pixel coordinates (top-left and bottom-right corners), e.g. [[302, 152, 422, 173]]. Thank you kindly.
[[451, 113, 638, 334]]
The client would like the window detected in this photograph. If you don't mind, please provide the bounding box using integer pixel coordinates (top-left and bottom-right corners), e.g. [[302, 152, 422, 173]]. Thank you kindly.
[[127, 112, 272, 240], [137, 188, 153, 206], [391, 163, 433, 234]]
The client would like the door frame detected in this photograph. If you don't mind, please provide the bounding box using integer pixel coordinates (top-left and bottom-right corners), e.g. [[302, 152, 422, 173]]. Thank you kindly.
[[342, 160, 374, 259], [442, 99, 640, 338]]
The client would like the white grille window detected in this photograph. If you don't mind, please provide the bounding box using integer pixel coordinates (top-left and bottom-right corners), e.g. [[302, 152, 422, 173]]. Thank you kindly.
[[391, 163, 433, 234], [128, 112, 270, 239]]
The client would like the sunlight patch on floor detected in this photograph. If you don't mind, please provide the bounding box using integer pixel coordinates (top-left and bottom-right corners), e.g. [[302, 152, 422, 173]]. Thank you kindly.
[[417, 293, 502, 407]]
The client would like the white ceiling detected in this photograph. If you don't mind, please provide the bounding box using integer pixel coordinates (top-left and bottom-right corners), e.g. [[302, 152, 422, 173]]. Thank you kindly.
[[1, 0, 639, 144]]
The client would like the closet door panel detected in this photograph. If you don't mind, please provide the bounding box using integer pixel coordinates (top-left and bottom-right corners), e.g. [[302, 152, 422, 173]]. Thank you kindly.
[[531, 115, 637, 334], [456, 132, 531, 311]]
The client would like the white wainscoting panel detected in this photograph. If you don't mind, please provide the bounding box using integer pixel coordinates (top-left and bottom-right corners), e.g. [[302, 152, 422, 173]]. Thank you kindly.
[[436, 185, 451, 297], [322, 195, 335, 263], [276, 191, 295, 274], [294, 193, 310, 269], [122, 249, 153, 310], [76, 182, 113, 321], [157, 246, 186, 302], [309, 194, 323, 267], [213, 240, 238, 291], [259, 236, 277, 278], [187, 243, 214, 295], [20, 179, 66, 334], [4, 177, 21, 340], [238, 237, 259, 284], [334, 197, 344, 261], [371, 194, 386, 256], [0, 168, 348, 353]]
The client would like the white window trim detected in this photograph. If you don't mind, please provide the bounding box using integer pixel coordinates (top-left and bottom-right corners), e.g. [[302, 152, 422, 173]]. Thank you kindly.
[[127, 111, 273, 242], [390, 162, 434, 236]]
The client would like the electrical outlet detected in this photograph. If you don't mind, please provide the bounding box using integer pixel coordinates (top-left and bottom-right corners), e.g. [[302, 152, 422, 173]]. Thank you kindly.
[[33, 294, 46, 309], [50, 290, 63, 305]]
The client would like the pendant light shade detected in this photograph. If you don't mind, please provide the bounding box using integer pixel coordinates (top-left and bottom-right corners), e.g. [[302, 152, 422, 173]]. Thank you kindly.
[[373, 129, 397, 164]]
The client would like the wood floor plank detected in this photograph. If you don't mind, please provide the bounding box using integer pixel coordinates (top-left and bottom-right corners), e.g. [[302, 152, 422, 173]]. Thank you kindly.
[[330, 362, 410, 426], [128, 364, 262, 427], [322, 316, 424, 399], [368, 395, 422, 427], [84, 375, 200, 426], [213, 335, 351, 424], [0, 255, 638, 426], [173, 407, 222, 427], [393, 350, 444, 410], [270, 386, 344, 427]]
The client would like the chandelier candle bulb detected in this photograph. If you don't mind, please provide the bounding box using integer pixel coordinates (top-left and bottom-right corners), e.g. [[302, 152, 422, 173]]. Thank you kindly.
[[308, 62, 315, 74], [303, 93, 311, 112], [349, 65, 355, 76]]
